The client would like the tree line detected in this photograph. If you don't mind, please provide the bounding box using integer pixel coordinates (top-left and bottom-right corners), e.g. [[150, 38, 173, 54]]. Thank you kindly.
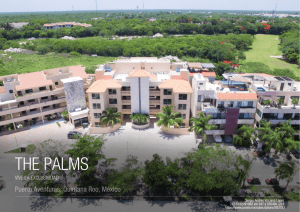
[[0, 13, 298, 41], [21, 34, 252, 62]]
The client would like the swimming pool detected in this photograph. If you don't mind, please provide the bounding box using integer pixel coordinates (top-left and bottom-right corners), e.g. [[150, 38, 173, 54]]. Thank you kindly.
[[257, 87, 266, 92]]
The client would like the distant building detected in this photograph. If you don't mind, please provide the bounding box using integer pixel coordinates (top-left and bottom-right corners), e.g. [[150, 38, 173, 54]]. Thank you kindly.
[[149, 17, 156, 22], [43, 22, 92, 30], [9, 22, 29, 30], [153, 33, 164, 38]]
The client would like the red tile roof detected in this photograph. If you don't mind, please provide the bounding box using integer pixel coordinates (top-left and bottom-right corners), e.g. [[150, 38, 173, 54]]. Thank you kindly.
[[97, 75, 113, 80], [86, 79, 122, 93], [128, 69, 156, 79], [201, 72, 216, 77], [171, 75, 185, 80], [159, 79, 193, 94], [217, 93, 257, 100], [15, 72, 53, 91], [70, 65, 89, 79]]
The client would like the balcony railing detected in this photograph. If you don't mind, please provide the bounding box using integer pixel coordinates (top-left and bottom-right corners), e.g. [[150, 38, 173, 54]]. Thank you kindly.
[[122, 100, 131, 104], [150, 109, 160, 113], [121, 91, 130, 95], [121, 109, 131, 114], [149, 100, 160, 104], [150, 91, 160, 95]]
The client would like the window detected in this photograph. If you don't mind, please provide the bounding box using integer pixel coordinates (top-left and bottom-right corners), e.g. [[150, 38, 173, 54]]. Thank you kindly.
[[41, 96, 48, 100], [178, 104, 187, 110], [29, 108, 37, 112], [55, 82, 58, 85], [27, 99, 35, 103], [239, 113, 244, 119], [179, 94, 187, 100], [198, 95, 201, 102], [8, 90, 13, 94], [181, 114, 186, 119], [43, 106, 50, 109], [25, 89, 33, 94], [244, 113, 249, 118], [39, 86, 46, 91], [163, 99, 172, 105], [248, 101, 253, 107], [228, 101, 234, 107], [109, 99, 117, 104], [93, 103, 101, 109], [95, 122, 101, 127], [218, 101, 224, 107], [284, 113, 293, 120], [180, 123, 186, 128], [94, 113, 101, 118], [108, 89, 116, 95], [92, 93, 100, 99], [199, 83, 203, 85], [237, 101, 242, 107], [164, 89, 172, 95]]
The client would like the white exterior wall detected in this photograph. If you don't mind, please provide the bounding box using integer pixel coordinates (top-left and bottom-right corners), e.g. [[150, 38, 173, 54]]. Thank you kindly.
[[0, 81, 20, 102], [130, 78, 140, 113], [140, 78, 149, 114]]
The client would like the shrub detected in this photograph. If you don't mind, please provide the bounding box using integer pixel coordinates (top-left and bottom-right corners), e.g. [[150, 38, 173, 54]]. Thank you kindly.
[[69, 51, 80, 57], [26, 144, 37, 154], [85, 66, 97, 74], [0, 80, 3, 86]]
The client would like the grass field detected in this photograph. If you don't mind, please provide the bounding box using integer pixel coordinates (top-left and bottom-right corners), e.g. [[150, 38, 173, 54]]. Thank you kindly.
[[239, 34, 299, 76], [0, 50, 115, 76]]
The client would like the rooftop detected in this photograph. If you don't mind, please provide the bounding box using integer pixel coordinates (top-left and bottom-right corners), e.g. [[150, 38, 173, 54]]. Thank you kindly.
[[128, 69, 156, 79], [217, 93, 257, 100], [86, 79, 122, 93], [69, 65, 89, 79], [201, 72, 216, 77], [61, 77, 83, 84], [15, 72, 53, 91], [159, 79, 193, 94]]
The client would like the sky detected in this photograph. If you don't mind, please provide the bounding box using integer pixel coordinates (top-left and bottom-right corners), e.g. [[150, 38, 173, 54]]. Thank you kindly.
[[1, 0, 299, 12]]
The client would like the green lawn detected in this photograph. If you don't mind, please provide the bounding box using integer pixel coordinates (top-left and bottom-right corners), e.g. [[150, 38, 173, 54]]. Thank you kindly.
[[239, 34, 299, 77], [0, 51, 115, 76]]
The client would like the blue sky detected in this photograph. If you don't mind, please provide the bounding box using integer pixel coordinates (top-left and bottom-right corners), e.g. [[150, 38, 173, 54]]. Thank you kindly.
[[1, 0, 299, 12]]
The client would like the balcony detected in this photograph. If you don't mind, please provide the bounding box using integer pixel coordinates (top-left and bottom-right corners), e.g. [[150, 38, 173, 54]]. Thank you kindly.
[[15, 87, 64, 101], [149, 99, 160, 105], [122, 100, 131, 105], [257, 102, 300, 113], [0, 97, 66, 117], [0, 106, 67, 125], [121, 91, 130, 95], [149, 109, 160, 114], [237, 119, 255, 125], [121, 109, 131, 114], [150, 91, 160, 96]]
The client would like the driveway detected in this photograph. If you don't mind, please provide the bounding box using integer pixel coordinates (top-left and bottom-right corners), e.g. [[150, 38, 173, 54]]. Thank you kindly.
[[91, 122, 197, 168], [0, 119, 80, 154]]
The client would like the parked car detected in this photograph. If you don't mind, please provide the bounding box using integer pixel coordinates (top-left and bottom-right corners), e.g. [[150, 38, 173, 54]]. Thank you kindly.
[[213, 135, 222, 143], [265, 178, 279, 185], [248, 178, 261, 185], [291, 149, 300, 159], [67, 131, 82, 139]]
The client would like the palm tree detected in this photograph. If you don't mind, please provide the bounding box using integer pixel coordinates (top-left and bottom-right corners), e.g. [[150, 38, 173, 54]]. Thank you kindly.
[[61, 110, 69, 121], [189, 112, 217, 146], [264, 131, 284, 154], [292, 98, 299, 108], [284, 138, 300, 155], [263, 99, 271, 107], [274, 161, 299, 192], [234, 125, 255, 147], [277, 120, 298, 139], [235, 155, 256, 188], [156, 105, 183, 131], [100, 107, 122, 127], [277, 98, 284, 108], [130, 113, 149, 125], [256, 120, 271, 142]]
